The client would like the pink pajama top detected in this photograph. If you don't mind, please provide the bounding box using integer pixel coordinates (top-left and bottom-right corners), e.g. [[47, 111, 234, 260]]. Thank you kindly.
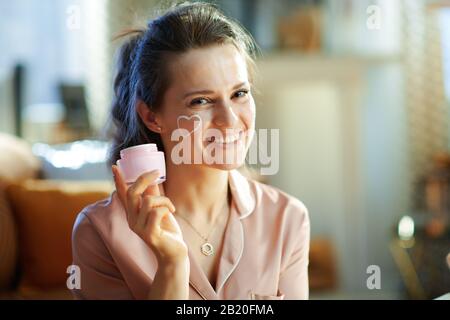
[[71, 169, 310, 300]]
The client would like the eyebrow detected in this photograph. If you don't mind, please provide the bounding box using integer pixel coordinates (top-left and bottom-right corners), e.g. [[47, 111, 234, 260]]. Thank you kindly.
[[182, 82, 249, 99]]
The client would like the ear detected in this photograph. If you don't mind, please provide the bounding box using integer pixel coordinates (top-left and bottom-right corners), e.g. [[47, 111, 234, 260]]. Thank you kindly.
[[136, 99, 163, 133]]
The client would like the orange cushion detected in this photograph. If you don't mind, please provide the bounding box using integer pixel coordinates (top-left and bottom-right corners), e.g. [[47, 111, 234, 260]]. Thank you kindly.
[[0, 185, 18, 291], [6, 179, 113, 290]]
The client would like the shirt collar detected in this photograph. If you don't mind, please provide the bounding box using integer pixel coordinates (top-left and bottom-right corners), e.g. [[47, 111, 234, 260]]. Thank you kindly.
[[188, 169, 255, 299], [228, 169, 256, 219]]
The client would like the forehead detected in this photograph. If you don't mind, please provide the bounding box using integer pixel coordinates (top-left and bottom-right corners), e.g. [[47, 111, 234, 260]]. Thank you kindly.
[[166, 43, 249, 93]]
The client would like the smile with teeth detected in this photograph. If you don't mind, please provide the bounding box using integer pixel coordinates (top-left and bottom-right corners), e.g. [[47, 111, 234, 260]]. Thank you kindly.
[[206, 131, 244, 144]]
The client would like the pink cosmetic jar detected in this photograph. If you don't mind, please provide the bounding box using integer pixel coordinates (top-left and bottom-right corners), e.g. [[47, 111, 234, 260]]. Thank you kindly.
[[116, 144, 166, 185]]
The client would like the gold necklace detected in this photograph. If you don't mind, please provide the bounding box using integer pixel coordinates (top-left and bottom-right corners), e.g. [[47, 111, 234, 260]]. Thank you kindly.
[[176, 193, 230, 256]]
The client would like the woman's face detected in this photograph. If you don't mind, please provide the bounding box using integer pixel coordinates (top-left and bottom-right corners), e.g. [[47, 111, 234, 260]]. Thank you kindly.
[[155, 43, 255, 171]]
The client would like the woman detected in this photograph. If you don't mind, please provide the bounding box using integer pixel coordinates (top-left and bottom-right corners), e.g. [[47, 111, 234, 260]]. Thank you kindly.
[[71, 2, 310, 300]]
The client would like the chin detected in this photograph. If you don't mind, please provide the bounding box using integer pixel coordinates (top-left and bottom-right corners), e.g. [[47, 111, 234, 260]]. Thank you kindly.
[[207, 161, 245, 171]]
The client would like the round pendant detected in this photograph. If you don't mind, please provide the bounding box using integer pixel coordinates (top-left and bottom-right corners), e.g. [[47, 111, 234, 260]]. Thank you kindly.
[[201, 243, 214, 256]]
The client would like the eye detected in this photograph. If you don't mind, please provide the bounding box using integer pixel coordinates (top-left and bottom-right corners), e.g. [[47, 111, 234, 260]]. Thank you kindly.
[[233, 89, 249, 99], [190, 97, 210, 106]]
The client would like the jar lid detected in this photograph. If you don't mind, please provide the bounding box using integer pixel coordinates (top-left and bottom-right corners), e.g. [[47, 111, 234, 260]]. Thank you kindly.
[[119, 143, 158, 159]]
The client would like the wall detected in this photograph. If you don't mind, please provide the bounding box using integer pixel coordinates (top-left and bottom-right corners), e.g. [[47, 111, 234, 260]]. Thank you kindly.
[[254, 54, 408, 297]]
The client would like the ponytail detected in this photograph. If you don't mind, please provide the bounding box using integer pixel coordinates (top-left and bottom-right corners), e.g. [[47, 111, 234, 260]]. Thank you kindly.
[[108, 29, 164, 167]]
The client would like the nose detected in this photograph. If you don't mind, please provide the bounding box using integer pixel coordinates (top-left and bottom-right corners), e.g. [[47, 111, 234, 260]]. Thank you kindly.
[[213, 102, 239, 128]]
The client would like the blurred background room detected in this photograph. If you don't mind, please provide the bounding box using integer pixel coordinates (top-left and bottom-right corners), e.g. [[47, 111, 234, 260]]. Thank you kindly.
[[0, 0, 449, 299]]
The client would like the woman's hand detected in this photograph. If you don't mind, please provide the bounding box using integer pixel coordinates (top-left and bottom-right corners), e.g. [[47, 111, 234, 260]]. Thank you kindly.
[[112, 165, 188, 264]]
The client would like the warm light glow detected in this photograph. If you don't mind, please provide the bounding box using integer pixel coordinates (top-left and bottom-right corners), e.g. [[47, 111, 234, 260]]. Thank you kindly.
[[32, 140, 109, 169], [398, 215, 415, 240]]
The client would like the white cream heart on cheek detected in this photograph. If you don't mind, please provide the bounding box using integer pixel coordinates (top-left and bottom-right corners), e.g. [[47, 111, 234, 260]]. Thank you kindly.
[[176, 114, 202, 137]]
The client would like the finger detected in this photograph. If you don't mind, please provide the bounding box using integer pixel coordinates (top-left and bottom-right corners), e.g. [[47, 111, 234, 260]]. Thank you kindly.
[[113, 164, 139, 225], [126, 170, 161, 218], [165, 211, 183, 235], [141, 195, 175, 213], [146, 206, 170, 236], [158, 182, 166, 196], [136, 205, 149, 231], [136, 196, 175, 232], [142, 180, 161, 198], [112, 165, 127, 207]]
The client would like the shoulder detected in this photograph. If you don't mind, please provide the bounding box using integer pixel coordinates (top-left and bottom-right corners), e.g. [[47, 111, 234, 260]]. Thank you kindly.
[[248, 178, 310, 227], [72, 192, 123, 249], [243, 177, 310, 260]]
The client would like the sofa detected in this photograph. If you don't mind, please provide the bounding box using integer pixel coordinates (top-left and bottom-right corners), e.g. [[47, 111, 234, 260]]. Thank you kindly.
[[0, 133, 113, 299], [0, 133, 336, 300]]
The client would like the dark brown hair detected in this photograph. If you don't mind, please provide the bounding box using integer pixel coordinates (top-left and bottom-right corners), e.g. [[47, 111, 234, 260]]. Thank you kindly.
[[108, 1, 258, 166]]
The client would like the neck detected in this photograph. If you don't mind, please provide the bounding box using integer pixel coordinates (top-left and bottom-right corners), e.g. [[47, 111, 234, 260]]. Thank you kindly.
[[163, 162, 229, 223]]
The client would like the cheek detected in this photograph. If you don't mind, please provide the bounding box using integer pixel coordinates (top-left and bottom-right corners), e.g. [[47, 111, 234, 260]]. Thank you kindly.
[[166, 110, 213, 143], [160, 105, 205, 133], [242, 98, 256, 128]]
